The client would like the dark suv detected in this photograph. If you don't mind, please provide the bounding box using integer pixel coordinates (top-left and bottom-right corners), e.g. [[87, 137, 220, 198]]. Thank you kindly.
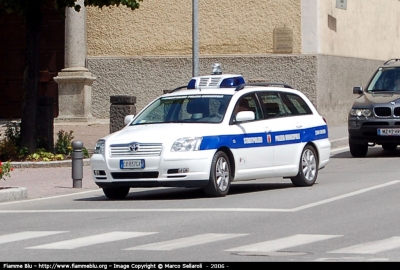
[[348, 59, 400, 157]]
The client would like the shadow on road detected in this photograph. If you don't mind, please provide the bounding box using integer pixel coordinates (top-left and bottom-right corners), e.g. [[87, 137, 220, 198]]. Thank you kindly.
[[76, 182, 295, 202], [331, 147, 400, 159]]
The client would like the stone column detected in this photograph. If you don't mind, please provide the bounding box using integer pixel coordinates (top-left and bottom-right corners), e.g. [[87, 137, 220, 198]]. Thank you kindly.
[[54, 0, 96, 122]]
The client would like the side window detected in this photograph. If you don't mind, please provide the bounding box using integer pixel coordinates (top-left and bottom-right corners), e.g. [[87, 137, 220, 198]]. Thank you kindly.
[[281, 93, 312, 115], [232, 93, 262, 122], [258, 92, 287, 119]]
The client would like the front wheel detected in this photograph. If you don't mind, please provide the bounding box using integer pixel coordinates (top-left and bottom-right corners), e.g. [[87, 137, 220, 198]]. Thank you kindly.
[[102, 187, 130, 200], [203, 151, 231, 197], [349, 140, 368, 157], [291, 145, 318, 187]]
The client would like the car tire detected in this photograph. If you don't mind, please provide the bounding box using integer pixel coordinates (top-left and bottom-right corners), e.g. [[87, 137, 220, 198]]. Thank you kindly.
[[203, 151, 231, 197], [291, 145, 318, 187], [102, 187, 130, 200], [349, 140, 368, 157], [382, 143, 397, 151]]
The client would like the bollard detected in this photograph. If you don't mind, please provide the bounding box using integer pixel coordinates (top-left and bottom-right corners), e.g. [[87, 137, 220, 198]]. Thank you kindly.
[[71, 141, 84, 188]]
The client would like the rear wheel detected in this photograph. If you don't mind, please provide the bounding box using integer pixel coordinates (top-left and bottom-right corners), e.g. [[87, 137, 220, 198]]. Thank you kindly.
[[291, 145, 318, 187], [203, 151, 231, 197], [349, 140, 368, 157], [102, 187, 130, 200], [382, 143, 397, 151]]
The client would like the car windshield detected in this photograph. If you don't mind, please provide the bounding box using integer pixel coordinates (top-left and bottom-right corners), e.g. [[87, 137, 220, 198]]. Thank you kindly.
[[367, 67, 400, 92], [130, 94, 232, 125]]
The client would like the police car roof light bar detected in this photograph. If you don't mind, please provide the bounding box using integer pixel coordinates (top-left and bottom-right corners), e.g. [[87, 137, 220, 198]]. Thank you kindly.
[[211, 63, 222, 75], [235, 82, 294, 91]]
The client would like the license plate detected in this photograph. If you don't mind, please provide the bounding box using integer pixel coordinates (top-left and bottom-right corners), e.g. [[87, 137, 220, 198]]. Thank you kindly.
[[377, 128, 400, 136], [120, 159, 145, 169]]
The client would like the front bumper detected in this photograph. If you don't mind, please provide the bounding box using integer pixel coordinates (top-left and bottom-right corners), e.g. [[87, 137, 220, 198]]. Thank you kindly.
[[348, 118, 400, 144], [90, 150, 215, 188]]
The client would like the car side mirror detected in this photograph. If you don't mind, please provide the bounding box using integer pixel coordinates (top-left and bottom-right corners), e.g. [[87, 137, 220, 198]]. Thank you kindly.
[[124, 115, 135, 125], [236, 111, 255, 122], [353, 86, 364, 95]]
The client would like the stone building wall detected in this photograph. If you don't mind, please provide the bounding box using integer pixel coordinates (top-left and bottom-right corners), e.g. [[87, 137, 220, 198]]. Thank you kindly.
[[86, 0, 302, 56], [84, 0, 400, 126], [87, 55, 382, 126]]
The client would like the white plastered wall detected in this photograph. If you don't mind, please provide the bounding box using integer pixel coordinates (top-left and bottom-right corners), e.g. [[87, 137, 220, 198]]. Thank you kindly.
[[317, 0, 400, 60], [301, 0, 320, 54]]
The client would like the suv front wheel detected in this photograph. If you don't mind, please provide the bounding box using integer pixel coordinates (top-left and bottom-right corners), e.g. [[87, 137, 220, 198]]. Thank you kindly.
[[349, 140, 368, 157]]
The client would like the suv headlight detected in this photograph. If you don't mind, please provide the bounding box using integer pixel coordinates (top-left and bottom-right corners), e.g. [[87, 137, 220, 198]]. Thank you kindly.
[[94, 140, 105, 155], [171, 137, 203, 152], [350, 109, 372, 117]]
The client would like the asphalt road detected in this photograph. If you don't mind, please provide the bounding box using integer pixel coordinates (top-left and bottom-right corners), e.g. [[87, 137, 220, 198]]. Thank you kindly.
[[0, 146, 400, 263]]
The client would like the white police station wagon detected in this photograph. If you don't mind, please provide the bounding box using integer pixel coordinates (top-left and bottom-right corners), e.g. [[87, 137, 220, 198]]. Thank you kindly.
[[91, 64, 331, 199]]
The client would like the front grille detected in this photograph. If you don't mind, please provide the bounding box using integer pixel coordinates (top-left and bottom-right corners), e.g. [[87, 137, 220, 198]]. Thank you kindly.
[[110, 143, 163, 157], [111, 172, 159, 179], [374, 107, 391, 117], [394, 107, 400, 117], [198, 77, 222, 87]]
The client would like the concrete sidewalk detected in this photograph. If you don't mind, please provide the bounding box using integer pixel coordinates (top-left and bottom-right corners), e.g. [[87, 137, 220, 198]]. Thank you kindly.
[[0, 121, 349, 203], [0, 120, 111, 202]]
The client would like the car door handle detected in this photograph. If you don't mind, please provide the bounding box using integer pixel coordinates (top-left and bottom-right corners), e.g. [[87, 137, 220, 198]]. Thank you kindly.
[[296, 124, 303, 128]]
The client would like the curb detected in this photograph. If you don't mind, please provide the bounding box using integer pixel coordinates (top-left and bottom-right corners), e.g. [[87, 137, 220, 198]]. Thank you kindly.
[[330, 137, 348, 149], [0, 187, 27, 202], [10, 159, 91, 169]]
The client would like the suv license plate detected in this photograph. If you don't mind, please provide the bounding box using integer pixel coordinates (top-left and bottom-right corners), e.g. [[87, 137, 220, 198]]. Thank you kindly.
[[377, 128, 400, 136], [120, 159, 145, 169]]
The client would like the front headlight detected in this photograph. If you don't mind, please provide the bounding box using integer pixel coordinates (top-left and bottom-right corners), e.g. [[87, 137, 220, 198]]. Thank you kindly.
[[171, 137, 203, 152], [350, 109, 372, 117], [94, 140, 105, 155]]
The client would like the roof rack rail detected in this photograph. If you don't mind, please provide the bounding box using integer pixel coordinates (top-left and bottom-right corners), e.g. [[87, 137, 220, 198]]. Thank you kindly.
[[163, 85, 188, 94], [383, 59, 400, 65], [171, 85, 188, 92], [235, 82, 293, 91]]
